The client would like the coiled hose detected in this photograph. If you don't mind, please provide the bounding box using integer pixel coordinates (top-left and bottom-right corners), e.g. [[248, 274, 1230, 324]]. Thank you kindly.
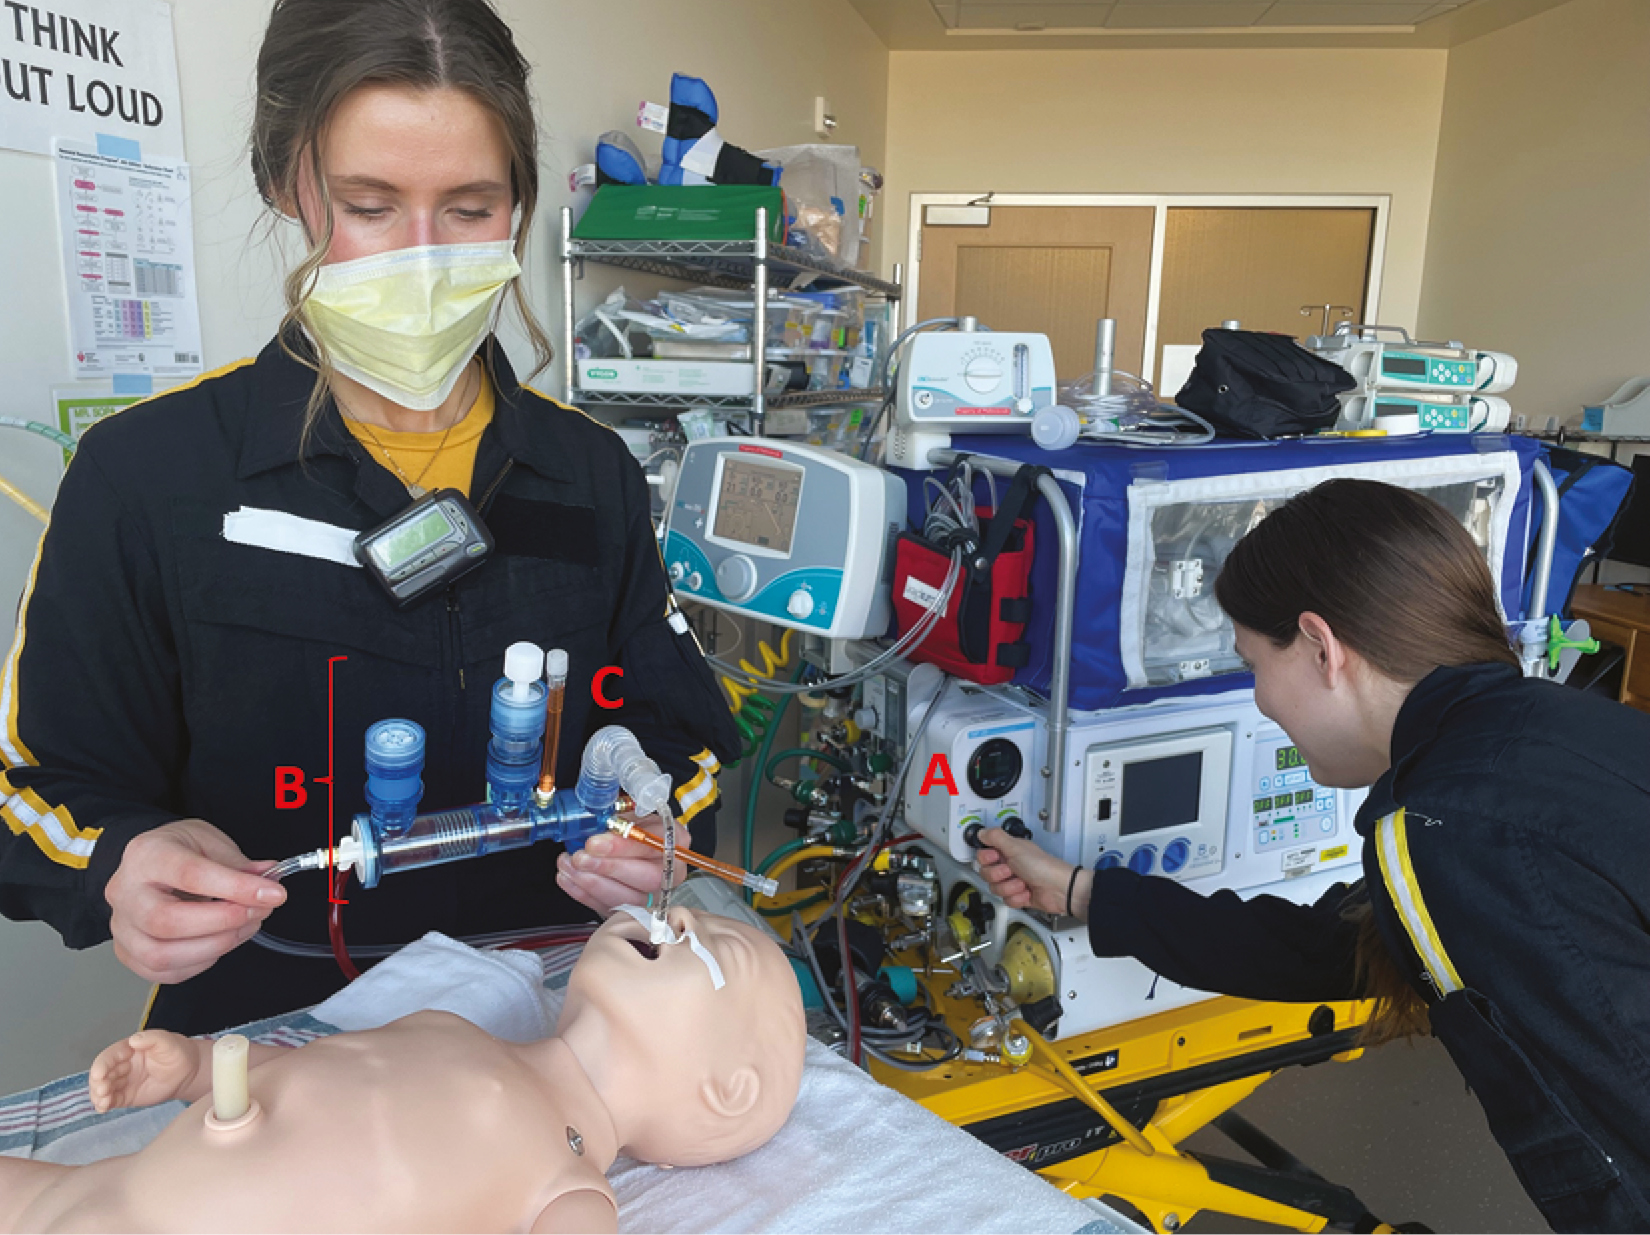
[[721, 627, 793, 764]]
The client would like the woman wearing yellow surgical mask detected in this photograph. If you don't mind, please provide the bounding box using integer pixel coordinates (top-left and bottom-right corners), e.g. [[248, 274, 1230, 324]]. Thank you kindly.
[[0, 0, 738, 1035]]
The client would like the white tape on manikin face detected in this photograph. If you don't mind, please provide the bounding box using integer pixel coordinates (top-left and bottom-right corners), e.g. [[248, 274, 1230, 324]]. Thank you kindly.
[[613, 904, 726, 990]]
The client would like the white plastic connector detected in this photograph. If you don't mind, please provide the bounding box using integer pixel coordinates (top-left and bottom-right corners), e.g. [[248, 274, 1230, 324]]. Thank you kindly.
[[545, 648, 569, 686], [333, 834, 363, 873], [504, 641, 544, 701]]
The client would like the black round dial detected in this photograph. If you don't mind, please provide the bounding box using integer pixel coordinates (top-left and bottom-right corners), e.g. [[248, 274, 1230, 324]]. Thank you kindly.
[[967, 738, 1022, 800]]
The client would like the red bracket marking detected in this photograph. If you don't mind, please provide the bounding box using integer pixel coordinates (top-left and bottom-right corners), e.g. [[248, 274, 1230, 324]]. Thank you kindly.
[[320, 655, 348, 904]]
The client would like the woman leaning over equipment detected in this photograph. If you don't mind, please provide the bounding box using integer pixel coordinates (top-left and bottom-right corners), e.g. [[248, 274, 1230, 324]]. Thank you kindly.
[[978, 479, 1650, 1233], [0, 0, 736, 1035]]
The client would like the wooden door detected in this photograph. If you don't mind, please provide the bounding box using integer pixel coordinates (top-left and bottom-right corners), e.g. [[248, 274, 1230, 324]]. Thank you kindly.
[[1155, 207, 1375, 380], [918, 206, 1155, 383]]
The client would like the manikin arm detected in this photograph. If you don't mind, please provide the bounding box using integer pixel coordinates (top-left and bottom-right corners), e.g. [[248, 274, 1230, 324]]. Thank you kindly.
[[530, 1187, 618, 1235], [89, 1029, 291, 1112]]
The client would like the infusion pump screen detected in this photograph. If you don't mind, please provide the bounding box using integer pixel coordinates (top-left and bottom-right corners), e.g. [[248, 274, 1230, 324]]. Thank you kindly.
[[1120, 752, 1203, 836], [713, 457, 801, 555]]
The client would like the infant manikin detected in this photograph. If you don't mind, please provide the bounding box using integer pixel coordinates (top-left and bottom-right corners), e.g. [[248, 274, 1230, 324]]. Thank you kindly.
[[0, 907, 805, 1234]]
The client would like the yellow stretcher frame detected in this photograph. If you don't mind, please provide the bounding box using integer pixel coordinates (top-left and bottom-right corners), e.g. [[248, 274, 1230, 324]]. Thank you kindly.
[[871, 985, 1416, 1233]]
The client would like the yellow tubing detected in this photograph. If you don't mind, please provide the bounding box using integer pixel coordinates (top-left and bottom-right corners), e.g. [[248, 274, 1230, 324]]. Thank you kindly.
[[0, 474, 47, 524], [1013, 1019, 1157, 1157], [756, 845, 838, 896]]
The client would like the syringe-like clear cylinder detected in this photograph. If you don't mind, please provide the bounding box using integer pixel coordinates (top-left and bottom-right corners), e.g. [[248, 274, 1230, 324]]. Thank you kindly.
[[351, 791, 607, 889]]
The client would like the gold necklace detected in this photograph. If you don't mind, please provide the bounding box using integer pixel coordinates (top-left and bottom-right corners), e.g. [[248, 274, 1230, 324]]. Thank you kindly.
[[345, 364, 477, 498]]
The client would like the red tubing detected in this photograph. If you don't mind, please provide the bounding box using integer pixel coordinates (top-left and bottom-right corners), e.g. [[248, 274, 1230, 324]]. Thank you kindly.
[[329, 866, 361, 981]]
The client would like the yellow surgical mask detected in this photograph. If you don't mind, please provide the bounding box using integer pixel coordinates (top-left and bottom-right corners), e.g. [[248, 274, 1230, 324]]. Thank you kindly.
[[302, 240, 522, 411]]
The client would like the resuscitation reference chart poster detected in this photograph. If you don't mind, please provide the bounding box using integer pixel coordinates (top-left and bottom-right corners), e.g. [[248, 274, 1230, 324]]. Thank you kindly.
[[53, 140, 202, 378]]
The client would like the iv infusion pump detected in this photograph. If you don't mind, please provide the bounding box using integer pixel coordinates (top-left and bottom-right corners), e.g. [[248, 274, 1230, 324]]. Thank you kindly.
[[901, 688, 1364, 1038], [662, 438, 905, 639]]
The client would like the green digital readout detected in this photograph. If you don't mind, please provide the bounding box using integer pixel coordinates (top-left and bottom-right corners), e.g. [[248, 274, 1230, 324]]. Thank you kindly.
[[369, 505, 455, 570], [1253, 797, 1272, 813], [1295, 789, 1314, 806], [1275, 745, 1306, 771]]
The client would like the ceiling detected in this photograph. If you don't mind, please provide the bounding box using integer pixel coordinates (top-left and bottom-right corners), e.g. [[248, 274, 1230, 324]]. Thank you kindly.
[[847, 0, 1573, 49]]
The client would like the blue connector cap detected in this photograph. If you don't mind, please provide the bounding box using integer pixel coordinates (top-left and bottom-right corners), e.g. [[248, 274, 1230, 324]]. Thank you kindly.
[[365, 718, 425, 838]]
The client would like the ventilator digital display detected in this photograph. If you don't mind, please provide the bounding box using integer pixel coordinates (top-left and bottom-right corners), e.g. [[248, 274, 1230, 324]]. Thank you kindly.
[[1120, 752, 1203, 836], [354, 488, 494, 608], [1276, 746, 1306, 771], [712, 456, 802, 555], [1254, 796, 1272, 813], [1295, 789, 1314, 806]]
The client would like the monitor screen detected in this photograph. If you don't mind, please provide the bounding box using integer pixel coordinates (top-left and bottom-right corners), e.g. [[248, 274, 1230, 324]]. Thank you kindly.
[[712, 457, 802, 555], [1120, 751, 1203, 836], [1605, 456, 1650, 570]]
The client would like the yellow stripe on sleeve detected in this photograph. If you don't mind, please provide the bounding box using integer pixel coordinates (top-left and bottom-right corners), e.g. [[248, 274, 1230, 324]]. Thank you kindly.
[[1374, 808, 1464, 995]]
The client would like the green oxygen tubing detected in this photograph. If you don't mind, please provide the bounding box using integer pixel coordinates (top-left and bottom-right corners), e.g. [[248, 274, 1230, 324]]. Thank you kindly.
[[0, 419, 77, 525]]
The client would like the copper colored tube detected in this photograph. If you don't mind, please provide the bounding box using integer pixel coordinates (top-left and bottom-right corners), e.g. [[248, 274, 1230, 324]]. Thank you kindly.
[[607, 819, 779, 897], [535, 679, 565, 800]]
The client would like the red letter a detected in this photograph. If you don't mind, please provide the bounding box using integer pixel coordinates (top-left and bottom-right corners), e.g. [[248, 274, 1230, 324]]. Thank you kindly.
[[918, 753, 959, 796]]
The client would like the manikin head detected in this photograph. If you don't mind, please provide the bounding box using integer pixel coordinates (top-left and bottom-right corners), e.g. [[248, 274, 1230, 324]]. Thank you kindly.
[[559, 907, 806, 1168], [1215, 479, 1520, 788]]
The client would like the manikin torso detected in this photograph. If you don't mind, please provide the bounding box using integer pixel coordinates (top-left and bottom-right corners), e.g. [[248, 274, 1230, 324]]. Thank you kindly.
[[19, 1012, 614, 1234]]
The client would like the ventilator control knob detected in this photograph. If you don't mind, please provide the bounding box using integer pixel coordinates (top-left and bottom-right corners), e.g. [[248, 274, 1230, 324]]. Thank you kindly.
[[999, 815, 1032, 840], [1127, 845, 1157, 875], [964, 355, 1005, 395], [786, 588, 814, 619], [715, 555, 758, 602], [1162, 838, 1191, 874]]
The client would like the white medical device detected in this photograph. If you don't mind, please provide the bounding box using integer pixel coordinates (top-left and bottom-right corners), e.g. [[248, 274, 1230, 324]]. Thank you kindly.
[[902, 688, 1364, 1038], [1590, 377, 1650, 436], [1308, 324, 1517, 433], [1346, 391, 1513, 434], [661, 438, 905, 638], [887, 323, 1057, 468]]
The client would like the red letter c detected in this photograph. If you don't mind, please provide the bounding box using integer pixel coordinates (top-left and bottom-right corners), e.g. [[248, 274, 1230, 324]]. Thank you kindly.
[[592, 667, 624, 709]]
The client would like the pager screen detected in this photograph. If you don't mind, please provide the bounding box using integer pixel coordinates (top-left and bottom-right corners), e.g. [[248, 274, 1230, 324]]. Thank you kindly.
[[713, 457, 801, 554], [1120, 752, 1203, 836], [370, 505, 455, 570]]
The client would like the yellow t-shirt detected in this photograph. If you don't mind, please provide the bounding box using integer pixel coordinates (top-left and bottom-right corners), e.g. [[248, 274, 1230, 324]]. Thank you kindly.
[[344, 374, 495, 498]]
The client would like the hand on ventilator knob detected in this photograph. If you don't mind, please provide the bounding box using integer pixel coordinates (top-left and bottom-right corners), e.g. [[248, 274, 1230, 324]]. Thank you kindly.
[[975, 825, 1091, 919], [89, 1029, 208, 1113], [104, 819, 287, 984], [556, 813, 689, 919]]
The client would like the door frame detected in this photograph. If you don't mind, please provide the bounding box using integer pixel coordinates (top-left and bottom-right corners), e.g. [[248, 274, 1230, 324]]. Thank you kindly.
[[904, 193, 1391, 384]]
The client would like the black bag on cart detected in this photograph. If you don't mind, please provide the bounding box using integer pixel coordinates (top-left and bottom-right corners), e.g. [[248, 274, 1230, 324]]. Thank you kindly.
[[1175, 328, 1355, 439]]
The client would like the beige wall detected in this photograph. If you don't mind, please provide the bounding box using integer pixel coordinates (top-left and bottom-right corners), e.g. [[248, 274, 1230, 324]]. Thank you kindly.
[[883, 48, 1449, 334], [1418, 0, 1650, 426], [0, 0, 886, 1095]]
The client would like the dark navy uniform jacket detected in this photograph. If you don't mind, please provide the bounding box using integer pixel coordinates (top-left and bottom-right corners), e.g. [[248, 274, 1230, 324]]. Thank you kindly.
[[0, 336, 738, 1035], [1086, 662, 1650, 1233]]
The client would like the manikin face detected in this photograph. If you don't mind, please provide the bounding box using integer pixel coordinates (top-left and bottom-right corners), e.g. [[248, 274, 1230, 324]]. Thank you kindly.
[[563, 907, 806, 1167], [1233, 621, 1390, 790], [293, 83, 515, 263]]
